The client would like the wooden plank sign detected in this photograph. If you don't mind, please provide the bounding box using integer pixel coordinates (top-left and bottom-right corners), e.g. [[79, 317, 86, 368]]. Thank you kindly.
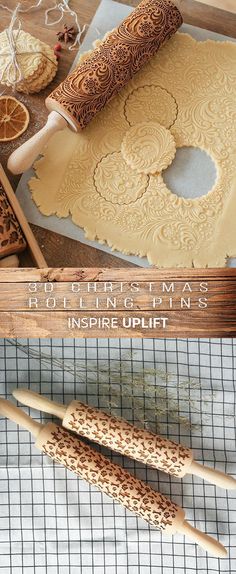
[[0, 268, 236, 338]]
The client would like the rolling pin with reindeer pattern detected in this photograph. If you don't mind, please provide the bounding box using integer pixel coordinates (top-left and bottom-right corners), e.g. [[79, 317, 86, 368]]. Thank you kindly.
[[13, 389, 236, 490], [0, 398, 227, 557]]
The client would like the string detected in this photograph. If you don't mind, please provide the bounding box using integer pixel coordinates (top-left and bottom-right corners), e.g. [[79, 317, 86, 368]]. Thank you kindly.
[[0, 2, 57, 89], [0, 0, 87, 52], [0, 0, 98, 91], [0, 0, 43, 14], [4, 4, 23, 84], [44, 0, 87, 50]]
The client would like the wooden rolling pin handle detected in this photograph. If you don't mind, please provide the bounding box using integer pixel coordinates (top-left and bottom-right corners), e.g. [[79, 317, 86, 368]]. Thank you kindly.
[[179, 520, 227, 558], [13, 388, 67, 419], [0, 255, 19, 268], [13, 388, 66, 419], [0, 398, 42, 438], [189, 461, 236, 490], [7, 112, 68, 175]]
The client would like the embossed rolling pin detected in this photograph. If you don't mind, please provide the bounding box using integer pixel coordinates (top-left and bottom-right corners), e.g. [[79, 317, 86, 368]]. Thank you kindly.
[[13, 389, 236, 490], [0, 198, 23, 267], [0, 399, 227, 557], [0, 165, 47, 268], [0, 168, 25, 267], [7, 0, 182, 175]]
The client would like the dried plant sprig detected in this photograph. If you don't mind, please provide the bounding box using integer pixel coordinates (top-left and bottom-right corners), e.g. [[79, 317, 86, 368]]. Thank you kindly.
[[7, 340, 215, 432]]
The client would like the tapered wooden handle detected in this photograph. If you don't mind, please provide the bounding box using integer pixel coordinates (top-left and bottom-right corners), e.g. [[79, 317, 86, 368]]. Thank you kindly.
[[189, 461, 236, 490], [0, 398, 42, 438], [13, 388, 66, 419], [179, 521, 227, 558], [7, 112, 67, 175]]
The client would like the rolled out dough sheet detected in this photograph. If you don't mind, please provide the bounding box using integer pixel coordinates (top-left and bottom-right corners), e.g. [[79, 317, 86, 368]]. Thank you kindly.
[[16, 0, 236, 267]]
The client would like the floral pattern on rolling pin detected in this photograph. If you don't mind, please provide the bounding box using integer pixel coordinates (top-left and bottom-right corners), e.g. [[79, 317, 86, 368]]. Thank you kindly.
[[38, 423, 184, 533], [63, 401, 193, 478], [46, 0, 182, 129], [0, 180, 26, 258]]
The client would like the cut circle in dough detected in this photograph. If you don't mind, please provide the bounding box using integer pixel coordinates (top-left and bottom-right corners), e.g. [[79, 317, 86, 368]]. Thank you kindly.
[[94, 151, 149, 205], [121, 121, 176, 175], [124, 85, 178, 129]]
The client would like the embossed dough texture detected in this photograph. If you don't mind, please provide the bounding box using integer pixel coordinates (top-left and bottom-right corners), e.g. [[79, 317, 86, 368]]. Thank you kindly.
[[63, 400, 193, 477], [30, 33, 236, 267], [0, 180, 26, 258], [36, 423, 184, 533], [121, 121, 176, 174]]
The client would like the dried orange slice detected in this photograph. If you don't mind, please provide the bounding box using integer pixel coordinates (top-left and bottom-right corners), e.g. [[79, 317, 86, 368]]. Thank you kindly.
[[0, 96, 30, 141]]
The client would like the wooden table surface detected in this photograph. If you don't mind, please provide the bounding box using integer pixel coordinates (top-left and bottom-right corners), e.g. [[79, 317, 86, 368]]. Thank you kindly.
[[197, 0, 236, 12], [1, 0, 236, 267]]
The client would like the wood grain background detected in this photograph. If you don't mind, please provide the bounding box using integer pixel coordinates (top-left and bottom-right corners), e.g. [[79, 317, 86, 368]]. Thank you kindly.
[[1, 268, 236, 338], [197, 0, 236, 13]]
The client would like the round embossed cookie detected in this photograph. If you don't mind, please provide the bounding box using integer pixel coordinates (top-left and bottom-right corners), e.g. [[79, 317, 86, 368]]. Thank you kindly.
[[17, 40, 58, 94], [0, 30, 44, 84], [121, 121, 176, 174], [94, 151, 149, 204], [124, 85, 178, 129], [0, 29, 57, 94]]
